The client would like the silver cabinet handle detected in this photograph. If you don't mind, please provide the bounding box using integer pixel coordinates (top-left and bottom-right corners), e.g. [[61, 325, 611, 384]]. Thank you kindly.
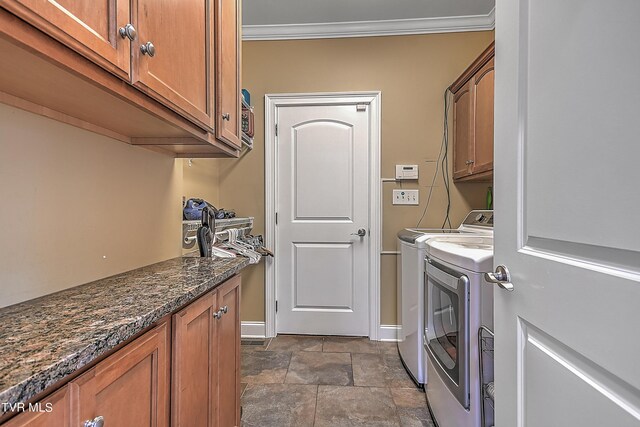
[[84, 416, 104, 427], [484, 265, 514, 291], [140, 42, 156, 57], [118, 24, 137, 41], [351, 228, 366, 237], [213, 306, 228, 319], [465, 160, 475, 165], [222, 113, 230, 121]]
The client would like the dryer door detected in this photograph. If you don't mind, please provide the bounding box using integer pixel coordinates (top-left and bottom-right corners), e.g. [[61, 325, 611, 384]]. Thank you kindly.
[[425, 257, 470, 409]]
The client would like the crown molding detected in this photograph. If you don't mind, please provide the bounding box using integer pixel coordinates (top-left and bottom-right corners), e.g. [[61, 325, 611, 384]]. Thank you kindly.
[[243, 7, 495, 41]]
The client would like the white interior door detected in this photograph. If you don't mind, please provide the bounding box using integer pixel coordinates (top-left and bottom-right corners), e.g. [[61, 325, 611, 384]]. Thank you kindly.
[[495, 1, 640, 426], [276, 101, 371, 336]]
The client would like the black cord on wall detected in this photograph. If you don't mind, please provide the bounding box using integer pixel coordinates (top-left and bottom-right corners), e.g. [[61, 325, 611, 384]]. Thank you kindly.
[[416, 88, 453, 228], [441, 89, 452, 229]]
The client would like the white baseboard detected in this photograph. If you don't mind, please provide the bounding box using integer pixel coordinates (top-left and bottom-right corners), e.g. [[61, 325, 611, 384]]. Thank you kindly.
[[241, 321, 267, 339], [242, 322, 398, 341], [378, 324, 400, 342]]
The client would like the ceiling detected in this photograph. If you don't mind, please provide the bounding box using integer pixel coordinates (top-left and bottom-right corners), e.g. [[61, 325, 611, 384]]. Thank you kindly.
[[242, 0, 495, 40]]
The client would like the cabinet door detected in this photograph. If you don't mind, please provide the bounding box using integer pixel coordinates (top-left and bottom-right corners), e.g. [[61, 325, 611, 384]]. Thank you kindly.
[[69, 322, 170, 427], [134, 0, 214, 130], [172, 290, 218, 427], [215, 0, 242, 148], [0, 0, 131, 78], [3, 387, 69, 427], [216, 275, 241, 427], [471, 57, 495, 176], [452, 80, 474, 179]]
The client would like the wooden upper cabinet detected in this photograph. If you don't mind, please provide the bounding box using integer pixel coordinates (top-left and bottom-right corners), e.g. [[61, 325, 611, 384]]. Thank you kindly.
[[450, 42, 495, 182], [216, 275, 241, 427], [172, 289, 219, 427], [3, 387, 69, 427], [134, 0, 214, 130], [0, 0, 131, 79], [472, 57, 495, 176], [215, 0, 242, 148], [453, 81, 473, 180], [69, 321, 170, 427]]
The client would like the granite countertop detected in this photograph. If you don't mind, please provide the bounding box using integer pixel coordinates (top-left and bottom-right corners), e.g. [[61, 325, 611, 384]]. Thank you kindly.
[[0, 256, 249, 415]]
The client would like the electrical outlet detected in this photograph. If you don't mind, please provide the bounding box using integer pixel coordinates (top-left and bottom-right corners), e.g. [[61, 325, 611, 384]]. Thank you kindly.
[[392, 189, 419, 205]]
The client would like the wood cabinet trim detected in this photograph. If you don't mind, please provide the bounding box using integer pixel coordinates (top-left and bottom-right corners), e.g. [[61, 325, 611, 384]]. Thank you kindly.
[[450, 41, 495, 94]]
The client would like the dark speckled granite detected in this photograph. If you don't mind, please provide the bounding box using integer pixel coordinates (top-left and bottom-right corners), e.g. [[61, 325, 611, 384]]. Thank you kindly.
[[0, 256, 249, 415]]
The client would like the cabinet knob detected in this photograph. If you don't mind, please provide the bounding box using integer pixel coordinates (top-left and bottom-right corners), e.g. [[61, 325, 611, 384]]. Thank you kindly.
[[118, 24, 137, 41], [84, 416, 104, 427], [222, 113, 230, 121], [213, 309, 223, 319], [140, 42, 156, 57], [465, 160, 475, 165], [221, 305, 228, 314]]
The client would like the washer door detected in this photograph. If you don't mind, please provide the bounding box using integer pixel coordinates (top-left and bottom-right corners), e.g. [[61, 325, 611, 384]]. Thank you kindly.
[[425, 257, 470, 409]]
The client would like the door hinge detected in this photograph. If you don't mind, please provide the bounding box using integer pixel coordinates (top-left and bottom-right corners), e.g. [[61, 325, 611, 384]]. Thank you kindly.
[[356, 104, 367, 112], [275, 212, 278, 225], [275, 300, 278, 313], [275, 124, 278, 136]]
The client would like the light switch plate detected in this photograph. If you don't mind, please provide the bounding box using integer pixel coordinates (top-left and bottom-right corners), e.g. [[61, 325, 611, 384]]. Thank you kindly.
[[393, 189, 419, 205]]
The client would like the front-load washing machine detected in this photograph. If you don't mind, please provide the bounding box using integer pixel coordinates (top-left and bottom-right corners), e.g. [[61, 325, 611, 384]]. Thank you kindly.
[[423, 235, 494, 427], [396, 210, 493, 387]]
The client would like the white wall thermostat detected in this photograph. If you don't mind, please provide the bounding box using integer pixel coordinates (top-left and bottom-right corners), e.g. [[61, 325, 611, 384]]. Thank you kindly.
[[395, 164, 419, 180]]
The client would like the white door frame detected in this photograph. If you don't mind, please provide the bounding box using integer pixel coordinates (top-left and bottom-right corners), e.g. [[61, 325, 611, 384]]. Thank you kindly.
[[264, 91, 381, 339]]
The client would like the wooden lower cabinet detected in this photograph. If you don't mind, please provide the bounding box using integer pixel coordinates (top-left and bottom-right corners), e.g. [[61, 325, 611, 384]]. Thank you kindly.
[[70, 321, 171, 427], [172, 275, 241, 427], [1, 275, 241, 427], [172, 288, 219, 426], [3, 387, 69, 427], [216, 276, 241, 427]]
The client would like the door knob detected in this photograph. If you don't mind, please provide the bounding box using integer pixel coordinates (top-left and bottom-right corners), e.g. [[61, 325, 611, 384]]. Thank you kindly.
[[118, 24, 137, 41], [140, 41, 156, 57], [351, 228, 367, 237], [484, 265, 514, 291]]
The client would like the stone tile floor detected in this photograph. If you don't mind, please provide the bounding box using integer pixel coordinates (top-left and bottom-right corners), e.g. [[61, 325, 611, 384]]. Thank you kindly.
[[241, 335, 436, 426]]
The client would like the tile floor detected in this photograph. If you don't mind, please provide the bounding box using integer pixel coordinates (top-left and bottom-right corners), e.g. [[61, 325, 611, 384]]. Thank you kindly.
[[241, 335, 436, 426]]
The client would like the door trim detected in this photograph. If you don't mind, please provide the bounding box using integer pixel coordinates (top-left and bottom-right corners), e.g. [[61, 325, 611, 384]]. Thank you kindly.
[[264, 91, 381, 339]]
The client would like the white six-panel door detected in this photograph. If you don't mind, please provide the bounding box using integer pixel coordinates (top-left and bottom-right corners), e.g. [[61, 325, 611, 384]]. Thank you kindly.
[[495, 0, 640, 425], [275, 101, 372, 336]]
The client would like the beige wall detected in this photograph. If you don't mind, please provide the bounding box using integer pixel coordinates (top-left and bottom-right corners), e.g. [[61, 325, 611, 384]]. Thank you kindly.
[[219, 31, 495, 324], [0, 103, 184, 307], [182, 159, 220, 205]]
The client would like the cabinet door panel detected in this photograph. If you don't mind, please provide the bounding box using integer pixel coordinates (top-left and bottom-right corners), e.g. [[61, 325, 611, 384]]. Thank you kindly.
[[1, 0, 131, 78], [3, 387, 69, 427], [217, 275, 241, 427], [215, 0, 241, 148], [70, 322, 170, 427], [135, 0, 213, 129], [172, 290, 218, 427], [472, 57, 495, 175], [452, 83, 473, 179]]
